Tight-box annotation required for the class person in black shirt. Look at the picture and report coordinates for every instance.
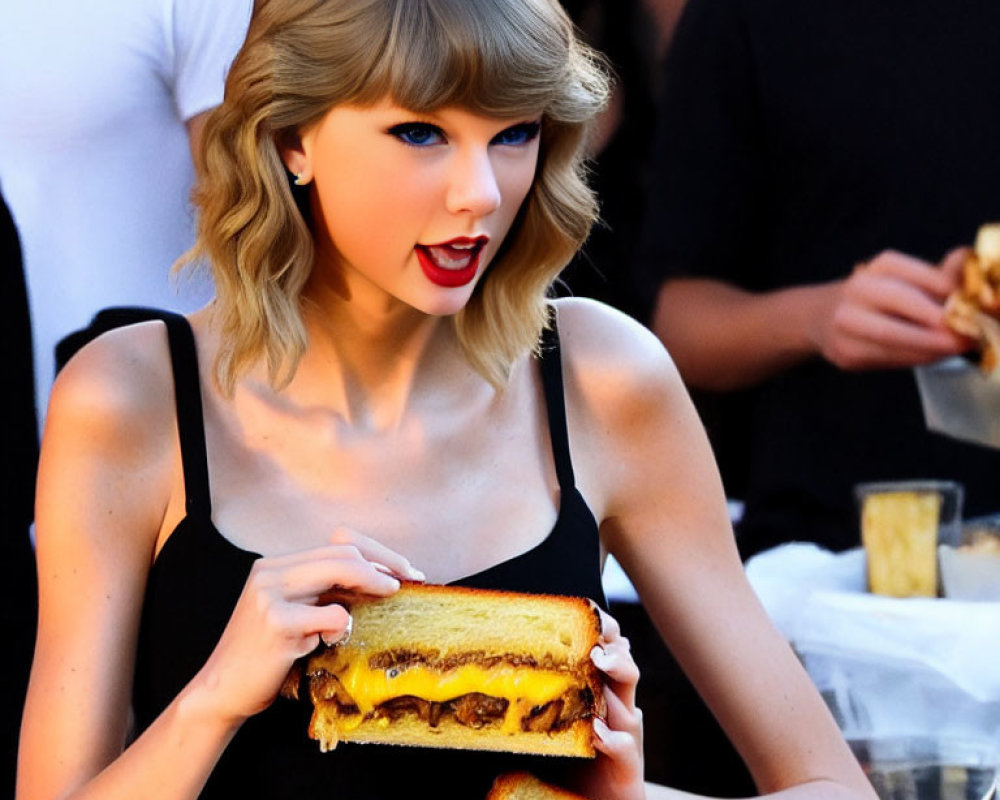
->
[641,0,1000,561]
[0,191,38,799]
[555,0,662,322]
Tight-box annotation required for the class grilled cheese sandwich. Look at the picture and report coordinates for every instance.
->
[283,583,604,757]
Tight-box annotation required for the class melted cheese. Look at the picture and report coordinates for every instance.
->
[334,658,575,721]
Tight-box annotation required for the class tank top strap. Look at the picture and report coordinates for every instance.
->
[538,315,576,492]
[159,312,212,518]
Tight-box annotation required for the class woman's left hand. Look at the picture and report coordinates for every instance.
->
[571,607,646,800]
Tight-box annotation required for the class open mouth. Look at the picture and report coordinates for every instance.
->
[415,236,489,288]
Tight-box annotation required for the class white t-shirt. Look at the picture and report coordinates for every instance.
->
[0,0,252,424]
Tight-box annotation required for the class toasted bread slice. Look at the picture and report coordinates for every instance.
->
[860,489,941,597]
[487,771,590,799]
[289,583,604,757]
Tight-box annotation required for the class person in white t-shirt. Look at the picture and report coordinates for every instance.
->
[0,0,253,426]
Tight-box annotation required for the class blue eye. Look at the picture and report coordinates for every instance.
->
[491,121,542,147]
[388,122,445,147]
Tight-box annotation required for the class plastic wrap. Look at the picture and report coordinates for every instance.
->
[914,357,1000,448]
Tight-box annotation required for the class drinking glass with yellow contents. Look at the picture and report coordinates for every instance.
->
[854,480,964,598]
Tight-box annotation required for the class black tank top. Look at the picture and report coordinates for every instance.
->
[131,313,607,799]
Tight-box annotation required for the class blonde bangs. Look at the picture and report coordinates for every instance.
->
[360,0,591,122]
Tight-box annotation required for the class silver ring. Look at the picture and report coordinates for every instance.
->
[321,613,353,648]
[337,613,353,645]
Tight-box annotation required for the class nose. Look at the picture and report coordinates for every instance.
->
[446,148,502,217]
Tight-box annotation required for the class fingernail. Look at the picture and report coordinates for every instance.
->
[590,646,608,666]
[593,717,610,741]
[372,562,424,583]
[381,571,403,589]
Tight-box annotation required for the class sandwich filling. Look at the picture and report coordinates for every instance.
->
[306,649,596,741]
[944,222,1000,377]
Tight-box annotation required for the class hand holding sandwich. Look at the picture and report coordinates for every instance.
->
[572,608,645,800]
[653,247,969,391]
[806,247,970,371]
[190,527,420,726]
[287,583,646,799]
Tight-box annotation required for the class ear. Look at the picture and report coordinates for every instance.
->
[277,128,314,186]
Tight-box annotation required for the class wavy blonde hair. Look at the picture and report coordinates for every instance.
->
[182,0,609,393]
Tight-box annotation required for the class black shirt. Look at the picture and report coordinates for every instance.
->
[640,0,1000,558]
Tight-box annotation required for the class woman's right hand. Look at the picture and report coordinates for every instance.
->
[190,526,424,726]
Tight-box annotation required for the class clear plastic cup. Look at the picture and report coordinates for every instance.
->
[854,480,964,598]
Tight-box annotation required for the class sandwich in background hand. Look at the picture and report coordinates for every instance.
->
[487,771,589,799]
[283,583,605,757]
[944,222,1000,378]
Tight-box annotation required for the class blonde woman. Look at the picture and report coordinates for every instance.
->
[19,1,876,799]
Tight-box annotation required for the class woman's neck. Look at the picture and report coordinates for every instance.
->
[279,287,475,432]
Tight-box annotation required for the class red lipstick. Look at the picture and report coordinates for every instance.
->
[415,236,488,288]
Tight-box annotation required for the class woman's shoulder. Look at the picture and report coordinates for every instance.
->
[548,298,730,545]
[38,319,187,567]
[547,298,696,501]
[47,318,180,450]
[549,296,682,396]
